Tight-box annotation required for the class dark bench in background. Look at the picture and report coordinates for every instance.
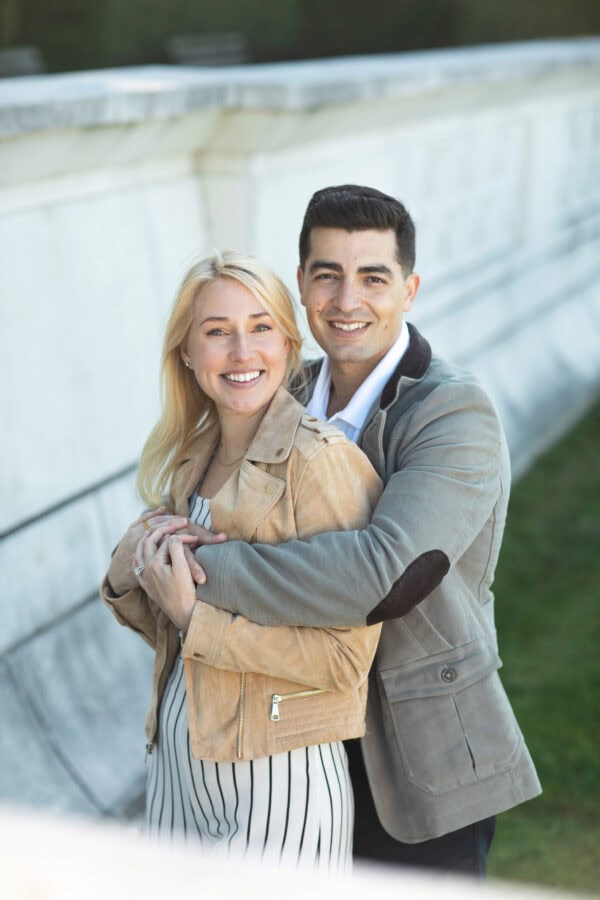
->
[165,32,250,67]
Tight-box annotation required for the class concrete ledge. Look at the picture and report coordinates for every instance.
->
[0,806,579,897]
[1,39,600,138]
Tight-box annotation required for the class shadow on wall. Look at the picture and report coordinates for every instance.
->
[0,600,152,818]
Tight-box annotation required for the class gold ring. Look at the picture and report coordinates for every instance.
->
[143,520,151,531]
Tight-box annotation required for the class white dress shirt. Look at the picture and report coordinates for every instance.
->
[305,321,410,444]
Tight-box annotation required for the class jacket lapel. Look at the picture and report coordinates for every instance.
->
[171,424,219,517]
[211,461,285,540]
[172,388,303,541]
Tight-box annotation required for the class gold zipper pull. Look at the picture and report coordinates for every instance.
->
[270,694,282,721]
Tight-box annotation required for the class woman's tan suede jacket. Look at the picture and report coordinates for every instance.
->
[103,387,382,762]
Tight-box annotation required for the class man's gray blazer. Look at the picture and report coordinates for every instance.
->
[195,324,542,842]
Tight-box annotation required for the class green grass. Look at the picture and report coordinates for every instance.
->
[488,399,600,895]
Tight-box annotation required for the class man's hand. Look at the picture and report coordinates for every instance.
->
[180,522,228,585]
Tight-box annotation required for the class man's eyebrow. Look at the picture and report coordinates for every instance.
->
[358,265,393,276]
[308,260,393,277]
[308,260,343,274]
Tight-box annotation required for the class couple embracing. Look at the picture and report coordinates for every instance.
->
[103,185,540,874]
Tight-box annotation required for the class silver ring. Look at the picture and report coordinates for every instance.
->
[134,564,145,576]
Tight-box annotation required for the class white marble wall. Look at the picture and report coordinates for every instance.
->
[1,39,599,816]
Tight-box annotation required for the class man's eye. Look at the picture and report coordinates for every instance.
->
[315,272,336,280]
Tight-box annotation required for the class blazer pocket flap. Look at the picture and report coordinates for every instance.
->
[379,638,501,701]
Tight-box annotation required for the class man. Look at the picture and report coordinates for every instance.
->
[189,185,541,874]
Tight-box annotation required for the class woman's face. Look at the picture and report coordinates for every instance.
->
[182,277,290,421]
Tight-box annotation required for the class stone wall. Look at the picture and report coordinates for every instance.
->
[1,39,599,817]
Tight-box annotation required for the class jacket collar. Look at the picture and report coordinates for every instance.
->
[379,323,431,409]
[303,323,431,411]
[171,386,304,516]
[244,385,305,463]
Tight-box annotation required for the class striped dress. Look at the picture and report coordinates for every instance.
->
[146,494,353,872]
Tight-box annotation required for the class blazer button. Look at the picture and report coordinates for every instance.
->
[441,667,457,683]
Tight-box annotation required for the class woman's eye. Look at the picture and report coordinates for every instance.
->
[254,323,271,332]
[206,328,225,336]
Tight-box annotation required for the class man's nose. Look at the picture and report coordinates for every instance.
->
[334,279,361,314]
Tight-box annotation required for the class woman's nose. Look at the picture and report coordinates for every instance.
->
[229,333,252,360]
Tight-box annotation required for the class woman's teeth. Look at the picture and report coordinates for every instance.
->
[224,371,261,383]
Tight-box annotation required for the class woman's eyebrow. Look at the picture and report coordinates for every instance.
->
[198,312,271,326]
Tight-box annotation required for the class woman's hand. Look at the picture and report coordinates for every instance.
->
[107,508,228,598]
[133,525,199,634]
[106,508,190,596]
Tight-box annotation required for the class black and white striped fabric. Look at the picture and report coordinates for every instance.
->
[145,493,353,871]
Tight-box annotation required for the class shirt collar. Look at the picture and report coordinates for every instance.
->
[307,321,411,432]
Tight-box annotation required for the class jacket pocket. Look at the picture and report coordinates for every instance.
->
[269,689,327,721]
[378,637,523,796]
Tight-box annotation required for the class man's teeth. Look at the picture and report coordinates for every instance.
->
[332,321,366,331]
[224,371,261,383]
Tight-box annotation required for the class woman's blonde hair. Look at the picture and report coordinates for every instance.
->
[137,249,304,506]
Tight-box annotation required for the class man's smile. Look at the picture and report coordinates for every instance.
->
[328,320,370,333]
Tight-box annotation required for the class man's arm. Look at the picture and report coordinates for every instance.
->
[195,379,509,627]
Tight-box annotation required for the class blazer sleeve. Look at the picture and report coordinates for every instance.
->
[183,438,382,688]
[193,379,509,627]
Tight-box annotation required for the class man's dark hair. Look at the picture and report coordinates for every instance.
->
[299,184,416,275]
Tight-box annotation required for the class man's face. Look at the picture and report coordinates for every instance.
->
[298,228,419,377]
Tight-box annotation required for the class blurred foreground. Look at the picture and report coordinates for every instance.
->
[0,805,583,900]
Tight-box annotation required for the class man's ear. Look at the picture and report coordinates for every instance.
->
[297,265,305,306]
[403,273,420,312]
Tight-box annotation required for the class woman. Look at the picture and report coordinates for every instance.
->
[102,250,381,871]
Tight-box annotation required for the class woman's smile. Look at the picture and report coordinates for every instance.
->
[222,369,263,385]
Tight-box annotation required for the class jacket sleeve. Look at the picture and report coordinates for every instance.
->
[100,575,159,649]
[193,379,509,627]
[183,605,380,692]
[183,437,382,687]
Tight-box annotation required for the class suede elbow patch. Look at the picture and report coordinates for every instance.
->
[366,550,450,625]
